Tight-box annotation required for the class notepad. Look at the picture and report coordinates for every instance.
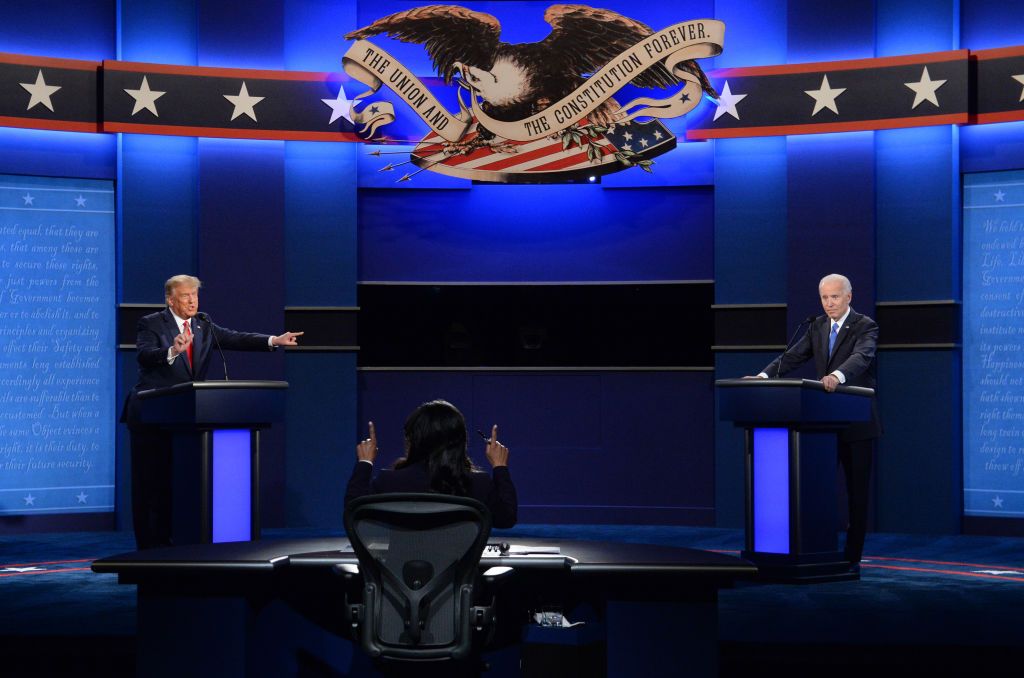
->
[508,544,560,554]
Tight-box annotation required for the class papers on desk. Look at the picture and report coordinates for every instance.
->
[509,544,560,555]
[340,542,559,557]
[338,542,389,553]
[482,543,561,557]
[532,611,586,628]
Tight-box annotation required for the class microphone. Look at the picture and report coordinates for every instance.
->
[768,315,816,377]
[195,312,229,381]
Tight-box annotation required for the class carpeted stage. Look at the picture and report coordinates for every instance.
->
[2,525,1022,677]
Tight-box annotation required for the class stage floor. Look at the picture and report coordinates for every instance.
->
[2,525,1022,676]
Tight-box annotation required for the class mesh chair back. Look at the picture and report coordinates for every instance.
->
[344,493,492,661]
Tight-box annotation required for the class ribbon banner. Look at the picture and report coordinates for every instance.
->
[342,41,465,141]
[342,19,725,144]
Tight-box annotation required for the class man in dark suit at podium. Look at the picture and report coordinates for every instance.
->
[753,273,880,565]
[122,274,303,549]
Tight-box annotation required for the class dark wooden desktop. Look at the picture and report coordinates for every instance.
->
[93,537,755,677]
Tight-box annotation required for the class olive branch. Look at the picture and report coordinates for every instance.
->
[558,123,655,173]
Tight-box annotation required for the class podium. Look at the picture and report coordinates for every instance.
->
[716,378,873,582]
[137,380,287,545]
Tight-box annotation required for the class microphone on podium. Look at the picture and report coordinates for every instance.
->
[195,312,229,381]
[768,315,816,375]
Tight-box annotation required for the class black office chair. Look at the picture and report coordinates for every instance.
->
[341,493,498,674]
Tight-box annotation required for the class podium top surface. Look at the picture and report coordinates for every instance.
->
[716,378,873,426]
[138,380,289,400]
[137,380,288,426]
[715,378,874,399]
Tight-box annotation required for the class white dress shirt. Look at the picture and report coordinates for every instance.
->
[758,307,851,383]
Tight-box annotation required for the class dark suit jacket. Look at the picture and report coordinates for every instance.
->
[121,308,272,424]
[762,308,880,441]
[345,460,519,528]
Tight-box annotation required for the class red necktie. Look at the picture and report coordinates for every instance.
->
[183,319,193,369]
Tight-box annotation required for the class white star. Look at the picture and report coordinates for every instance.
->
[713,81,747,121]
[22,193,34,206]
[639,137,650,148]
[622,143,632,151]
[1013,74,1024,102]
[995,190,1006,202]
[321,85,354,125]
[76,491,88,503]
[74,195,87,207]
[805,75,846,116]
[23,494,35,506]
[224,82,264,122]
[0,567,44,573]
[19,70,61,112]
[623,131,633,141]
[652,130,664,140]
[124,76,166,117]
[904,67,947,109]
[993,495,1004,508]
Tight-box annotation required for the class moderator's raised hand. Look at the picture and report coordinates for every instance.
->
[357,421,377,463]
[485,424,509,468]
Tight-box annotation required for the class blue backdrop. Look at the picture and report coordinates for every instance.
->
[0,174,116,516]
[1,0,1024,534]
[963,169,1024,518]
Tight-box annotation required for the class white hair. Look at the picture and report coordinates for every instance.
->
[819,273,852,294]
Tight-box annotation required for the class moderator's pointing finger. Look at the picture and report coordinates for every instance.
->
[368,421,376,441]
[490,424,498,442]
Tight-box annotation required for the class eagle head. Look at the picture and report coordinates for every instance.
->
[456,51,541,121]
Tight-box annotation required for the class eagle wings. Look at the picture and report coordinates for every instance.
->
[345,5,717,124]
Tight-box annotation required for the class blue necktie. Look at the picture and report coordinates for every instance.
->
[828,322,839,356]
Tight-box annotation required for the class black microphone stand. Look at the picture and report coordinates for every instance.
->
[767,315,816,376]
[196,312,229,380]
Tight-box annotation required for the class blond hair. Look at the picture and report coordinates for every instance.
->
[164,274,202,300]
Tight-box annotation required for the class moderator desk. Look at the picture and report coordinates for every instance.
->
[93,537,755,677]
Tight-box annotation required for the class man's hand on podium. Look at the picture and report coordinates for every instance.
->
[821,374,839,392]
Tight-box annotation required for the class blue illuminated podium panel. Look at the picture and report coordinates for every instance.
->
[138,381,287,545]
[717,378,873,582]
